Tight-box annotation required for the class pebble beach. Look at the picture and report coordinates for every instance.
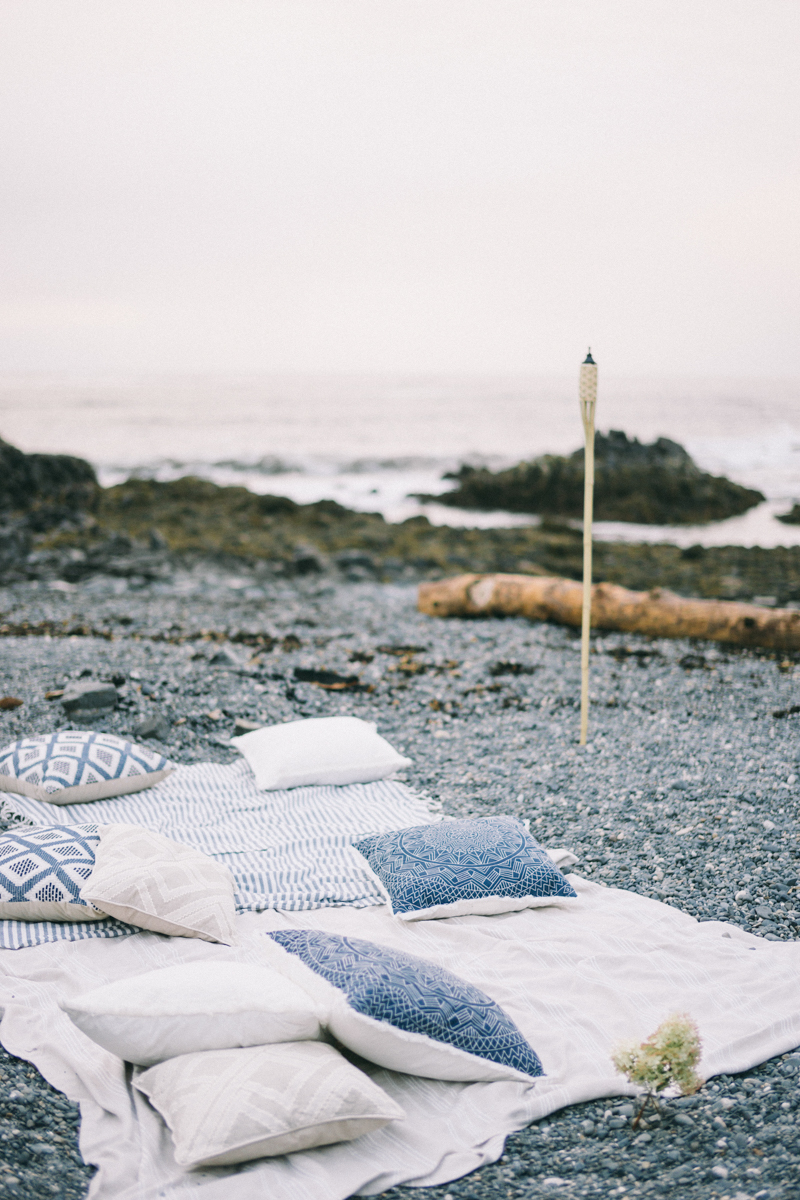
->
[1,568,799,1200]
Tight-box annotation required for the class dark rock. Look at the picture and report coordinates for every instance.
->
[133,713,171,741]
[257,493,298,515]
[335,550,377,580]
[292,544,326,574]
[777,503,800,525]
[61,680,119,713]
[0,436,99,524]
[426,430,764,524]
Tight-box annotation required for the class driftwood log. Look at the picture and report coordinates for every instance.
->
[418,573,800,652]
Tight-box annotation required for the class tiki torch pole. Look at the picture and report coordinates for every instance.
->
[579,349,597,745]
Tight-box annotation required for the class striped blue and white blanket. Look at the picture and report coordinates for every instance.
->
[0,760,436,950]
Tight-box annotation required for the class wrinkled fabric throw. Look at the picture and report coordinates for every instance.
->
[0,761,436,948]
[1,881,799,1199]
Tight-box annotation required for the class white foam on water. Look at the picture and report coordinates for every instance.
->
[1,371,799,545]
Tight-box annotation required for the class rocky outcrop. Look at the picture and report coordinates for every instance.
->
[0,437,100,528]
[431,431,764,524]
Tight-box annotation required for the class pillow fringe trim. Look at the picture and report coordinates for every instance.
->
[0,796,35,828]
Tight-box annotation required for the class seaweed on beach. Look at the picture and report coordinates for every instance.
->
[0,436,798,605]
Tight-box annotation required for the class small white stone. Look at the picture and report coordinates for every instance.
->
[711,1164,729,1179]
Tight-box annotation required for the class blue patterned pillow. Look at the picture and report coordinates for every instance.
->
[264,929,543,1084]
[0,824,105,923]
[0,732,172,805]
[353,816,577,920]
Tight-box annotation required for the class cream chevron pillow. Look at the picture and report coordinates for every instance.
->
[83,824,237,944]
[134,1041,405,1167]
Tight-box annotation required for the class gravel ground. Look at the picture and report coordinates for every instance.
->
[0,566,799,1200]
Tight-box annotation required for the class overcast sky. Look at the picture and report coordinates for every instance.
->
[1,0,798,376]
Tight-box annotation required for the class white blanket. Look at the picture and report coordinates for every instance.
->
[2,880,799,1199]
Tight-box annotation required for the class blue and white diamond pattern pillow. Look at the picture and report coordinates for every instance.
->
[354,815,577,921]
[0,732,173,804]
[264,929,543,1084]
[0,824,105,922]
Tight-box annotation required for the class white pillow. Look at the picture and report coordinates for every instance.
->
[134,1041,405,1167]
[82,824,237,944]
[231,716,411,791]
[61,961,325,1065]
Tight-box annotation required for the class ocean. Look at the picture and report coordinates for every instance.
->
[1,371,799,548]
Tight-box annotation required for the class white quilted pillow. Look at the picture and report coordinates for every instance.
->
[134,1041,405,1167]
[82,824,237,944]
[62,961,325,1065]
[230,716,411,791]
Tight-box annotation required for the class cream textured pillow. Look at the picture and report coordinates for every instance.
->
[82,824,237,944]
[62,961,325,1065]
[230,716,411,791]
[134,1041,405,1167]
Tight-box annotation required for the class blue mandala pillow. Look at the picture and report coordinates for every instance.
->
[264,929,543,1084]
[353,816,577,921]
[0,732,173,805]
[0,824,105,923]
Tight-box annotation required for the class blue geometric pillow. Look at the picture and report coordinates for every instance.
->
[264,929,543,1084]
[353,816,577,920]
[0,732,172,805]
[0,824,105,923]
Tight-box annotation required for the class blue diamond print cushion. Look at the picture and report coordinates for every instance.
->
[0,732,173,805]
[353,815,577,921]
[264,929,543,1084]
[0,824,105,922]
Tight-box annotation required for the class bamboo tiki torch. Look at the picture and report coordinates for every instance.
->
[578,349,598,745]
